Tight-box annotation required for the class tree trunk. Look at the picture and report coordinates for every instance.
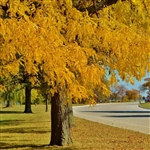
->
[6,93,11,107]
[49,92,73,146]
[24,85,32,113]
[6,100,11,107]
[45,94,48,112]
[68,102,75,128]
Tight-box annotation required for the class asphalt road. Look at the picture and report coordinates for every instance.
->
[73,102,150,134]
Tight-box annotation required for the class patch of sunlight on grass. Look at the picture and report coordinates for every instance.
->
[0,105,51,149]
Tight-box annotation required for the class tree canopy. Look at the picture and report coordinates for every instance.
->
[0,0,150,102]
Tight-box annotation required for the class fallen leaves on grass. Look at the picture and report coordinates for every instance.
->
[71,117,150,150]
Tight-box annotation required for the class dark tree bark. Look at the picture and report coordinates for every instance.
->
[6,100,11,107]
[6,93,12,107]
[50,92,73,146]
[45,94,48,112]
[24,85,32,113]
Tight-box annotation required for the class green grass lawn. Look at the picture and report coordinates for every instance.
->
[0,105,150,150]
[139,102,150,109]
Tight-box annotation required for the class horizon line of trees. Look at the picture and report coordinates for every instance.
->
[1,79,149,106]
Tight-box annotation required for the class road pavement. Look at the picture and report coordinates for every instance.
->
[73,102,150,134]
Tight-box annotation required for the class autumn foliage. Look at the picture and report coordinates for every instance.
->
[0,0,150,100]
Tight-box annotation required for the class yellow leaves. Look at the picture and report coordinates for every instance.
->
[66,9,98,46]
[7,0,20,17]
[0,60,19,80]
[5,61,19,75]
[29,77,37,87]
[82,65,103,85]
[0,0,150,104]
[58,0,72,8]
[25,63,38,77]
[0,0,7,6]
[6,0,30,21]
[129,77,134,85]
[109,73,118,86]
[0,84,6,92]
[67,7,82,20]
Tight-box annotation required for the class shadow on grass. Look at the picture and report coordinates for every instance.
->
[0,120,25,126]
[79,110,150,113]
[0,127,50,134]
[0,143,46,149]
[0,110,23,114]
[79,110,150,117]
[0,119,50,127]
[105,115,150,118]
[0,143,79,150]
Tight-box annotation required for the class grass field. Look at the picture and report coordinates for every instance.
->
[0,105,150,150]
[139,103,150,109]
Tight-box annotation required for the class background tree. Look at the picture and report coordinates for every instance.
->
[0,76,19,107]
[110,83,118,101]
[126,89,141,101]
[140,78,150,98]
[94,77,110,102]
[110,84,127,101]
[39,82,51,112]
[117,85,127,100]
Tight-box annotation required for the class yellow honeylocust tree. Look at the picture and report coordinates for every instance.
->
[0,0,150,146]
